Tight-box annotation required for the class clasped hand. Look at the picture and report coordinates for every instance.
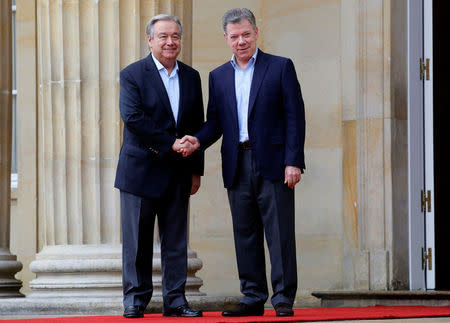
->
[172,135,199,157]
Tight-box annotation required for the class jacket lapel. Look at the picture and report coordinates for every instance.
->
[177,62,186,125]
[248,50,269,117]
[224,62,240,136]
[144,54,176,126]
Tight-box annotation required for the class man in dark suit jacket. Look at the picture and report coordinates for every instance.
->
[114,14,203,318]
[180,8,305,317]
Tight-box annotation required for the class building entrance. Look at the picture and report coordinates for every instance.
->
[432,0,450,291]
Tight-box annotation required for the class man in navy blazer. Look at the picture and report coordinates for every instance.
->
[181,8,305,317]
[114,14,203,318]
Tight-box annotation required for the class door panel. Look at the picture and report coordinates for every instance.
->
[408,0,425,291]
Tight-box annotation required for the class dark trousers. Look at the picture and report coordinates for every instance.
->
[120,174,191,310]
[227,149,297,307]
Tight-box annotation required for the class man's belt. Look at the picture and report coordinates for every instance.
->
[238,140,252,150]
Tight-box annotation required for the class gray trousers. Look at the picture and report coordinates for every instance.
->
[120,174,191,310]
[227,149,298,307]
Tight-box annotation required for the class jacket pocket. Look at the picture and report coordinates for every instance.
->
[123,144,149,159]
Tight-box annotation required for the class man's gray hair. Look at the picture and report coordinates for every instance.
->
[146,14,183,39]
[222,8,257,34]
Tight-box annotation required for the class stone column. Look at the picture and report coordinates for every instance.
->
[341,0,392,291]
[0,0,24,298]
[30,0,202,298]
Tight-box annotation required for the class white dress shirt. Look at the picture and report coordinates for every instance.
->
[230,48,258,142]
[152,54,180,124]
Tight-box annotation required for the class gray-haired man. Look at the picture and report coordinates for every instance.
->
[115,14,204,318]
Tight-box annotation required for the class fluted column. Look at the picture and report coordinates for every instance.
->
[30,0,202,298]
[0,0,24,298]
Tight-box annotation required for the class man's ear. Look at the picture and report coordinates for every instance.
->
[147,36,153,50]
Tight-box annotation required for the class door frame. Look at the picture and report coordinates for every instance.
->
[423,0,435,290]
[408,0,435,290]
[407,0,426,291]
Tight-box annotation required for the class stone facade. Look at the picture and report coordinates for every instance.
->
[4,0,412,311]
[190,0,401,302]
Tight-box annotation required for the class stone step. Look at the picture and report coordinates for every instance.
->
[312,291,450,307]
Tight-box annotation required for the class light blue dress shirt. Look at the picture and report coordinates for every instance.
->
[230,48,258,142]
[152,54,180,124]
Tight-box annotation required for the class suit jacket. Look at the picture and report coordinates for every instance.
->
[114,54,204,198]
[196,50,305,189]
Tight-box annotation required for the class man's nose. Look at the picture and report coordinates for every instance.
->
[238,36,246,44]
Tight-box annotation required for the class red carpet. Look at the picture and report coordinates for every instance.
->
[6,306,450,322]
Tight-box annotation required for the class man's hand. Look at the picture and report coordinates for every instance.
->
[284,165,301,189]
[179,135,200,157]
[172,138,188,152]
[172,138,195,156]
[191,174,201,195]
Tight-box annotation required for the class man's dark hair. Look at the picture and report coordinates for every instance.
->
[222,8,257,34]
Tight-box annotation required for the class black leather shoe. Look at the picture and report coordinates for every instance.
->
[275,302,294,317]
[222,303,264,317]
[163,304,203,317]
[123,305,145,318]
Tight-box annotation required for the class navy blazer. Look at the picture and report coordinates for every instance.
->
[196,50,305,188]
[114,54,204,198]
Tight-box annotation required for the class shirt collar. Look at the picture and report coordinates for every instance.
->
[151,53,179,76]
[230,48,258,70]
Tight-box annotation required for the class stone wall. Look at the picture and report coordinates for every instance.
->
[190,0,397,303]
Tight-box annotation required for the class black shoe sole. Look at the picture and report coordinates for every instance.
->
[123,314,144,318]
[276,313,294,317]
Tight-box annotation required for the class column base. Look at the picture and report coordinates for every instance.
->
[0,295,241,317]
[29,244,204,297]
[0,250,24,298]
[29,245,122,298]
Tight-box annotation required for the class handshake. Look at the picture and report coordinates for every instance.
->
[172,135,200,157]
